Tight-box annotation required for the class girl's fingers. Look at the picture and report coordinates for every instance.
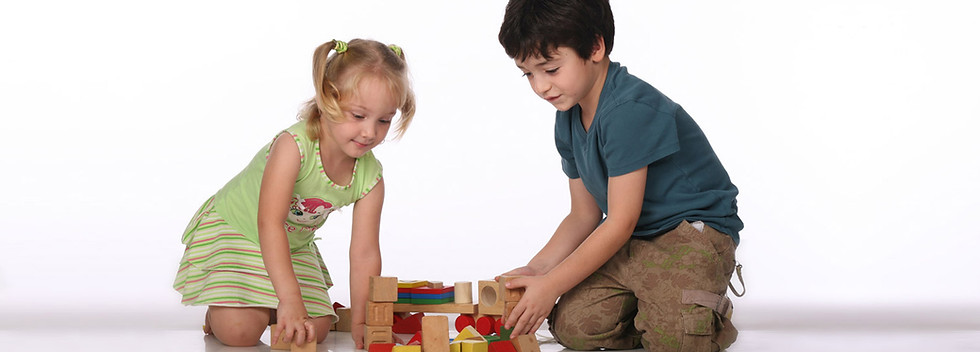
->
[306,321,316,342]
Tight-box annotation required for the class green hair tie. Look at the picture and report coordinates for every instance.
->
[334,40,348,53]
[388,44,402,57]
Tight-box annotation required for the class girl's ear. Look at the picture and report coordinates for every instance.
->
[590,35,607,63]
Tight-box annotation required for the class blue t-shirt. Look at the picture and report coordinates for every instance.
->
[555,62,742,244]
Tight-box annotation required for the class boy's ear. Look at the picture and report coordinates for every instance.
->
[590,35,607,63]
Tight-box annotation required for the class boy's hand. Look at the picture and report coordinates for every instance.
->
[499,266,539,279]
[503,275,560,336]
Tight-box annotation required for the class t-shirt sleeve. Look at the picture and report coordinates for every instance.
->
[600,102,680,177]
[554,110,580,179]
[356,152,384,199]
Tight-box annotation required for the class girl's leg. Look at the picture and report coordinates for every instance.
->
[312,316,331,343]
[207,306,272,347]
[548,242,643,350]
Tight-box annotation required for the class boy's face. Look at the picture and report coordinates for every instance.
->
[515,46,605,112]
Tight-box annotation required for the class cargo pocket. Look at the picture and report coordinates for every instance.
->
[680,306,714,352]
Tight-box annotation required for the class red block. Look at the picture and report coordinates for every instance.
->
[476,316,495,335]
[489,340,517,352]
[455,315,476,333]
[407,331,423,345]
[392,312,425,334]
[369,343,396,352]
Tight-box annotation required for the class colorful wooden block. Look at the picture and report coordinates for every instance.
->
[489,340,518,352]
[459,339,489,352]
[454,281,473,304]
[455,315,476,333]
[498,276,525,302]
[407,331,423,345]
[366,325,393,346]
[398,280,429,288]
[453,325,484,342]
[392,312,424,334]
[369,343,396,352]
[478,280,505,315]
[367,302,394,326]
[393,346,422,352]
[511,334,540,352]
[475,316,495,335]
[370,276,399,302]
[422,315,451,352]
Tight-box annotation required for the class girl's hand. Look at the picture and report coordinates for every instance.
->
[503,275,561,336]
[273,300,316,346]
[351,322,366,349]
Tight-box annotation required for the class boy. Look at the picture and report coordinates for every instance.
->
[496,0,743,351]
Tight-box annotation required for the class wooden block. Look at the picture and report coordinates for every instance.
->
[393,346,422,352]
[367,302,394,326]
[475,316,494,335]
[499,276,525,302]
[422,315,450,352]
[335,307,352,332]
[392,312,424,334]
[269,324,290,350]
[370,343,396,352]
[428,281,444,289]
[478,281,505,315]
[366,325,394,346]
[511,334,540,352]
[393,303,476,314]
[370,276,399,302]
[489,340,518,352]
[398,280,429,288]
[460,339,489,352]
[453,325,484,342]
[454,282,473,304]
[291,337,317,352]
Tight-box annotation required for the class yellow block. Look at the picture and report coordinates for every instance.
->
[453,326,484,342]
[393,345,422,352]
[398,280,430,288]
[460,340,488,352]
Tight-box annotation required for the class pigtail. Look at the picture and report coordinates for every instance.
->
[301,40,345,140]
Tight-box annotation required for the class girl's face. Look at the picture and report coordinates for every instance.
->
[515,46,605,112]
[321,76,398,159]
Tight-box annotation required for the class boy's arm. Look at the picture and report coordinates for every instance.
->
[258,133,316,345]
[521,178,603,275]
[349,178,384,349]
[505,167,647,335]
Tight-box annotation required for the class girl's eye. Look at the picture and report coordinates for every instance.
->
[379,119,392,124]
[353,114,365,119]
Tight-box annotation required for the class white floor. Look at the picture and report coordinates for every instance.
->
[2,327,979,352]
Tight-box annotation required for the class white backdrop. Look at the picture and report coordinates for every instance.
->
[1,0,978,330]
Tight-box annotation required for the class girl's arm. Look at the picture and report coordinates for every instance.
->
[505,167,648,335]
[348,178,385,349]
[257,133,314,345]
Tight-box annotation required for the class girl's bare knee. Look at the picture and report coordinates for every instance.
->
[207,306,270,347]
[314,316,332,343]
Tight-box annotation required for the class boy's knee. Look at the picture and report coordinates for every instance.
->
[549,315,640,351]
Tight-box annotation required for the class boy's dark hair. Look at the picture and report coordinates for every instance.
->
[498,0,614,61]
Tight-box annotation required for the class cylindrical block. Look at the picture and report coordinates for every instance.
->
[454,281,473,304]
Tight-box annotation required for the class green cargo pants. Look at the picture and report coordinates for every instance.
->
[548,220,739,352]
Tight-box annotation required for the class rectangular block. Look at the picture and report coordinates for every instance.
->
[367,302,394,326]
[503,301,518,322]
[366,325,394,346]
[397,280,429,288]
[370,276,399,302]
[422,315,450,352]
[393,345,422,352]
[269,324,290,350]
[370,343,396,352]
[511,334,540,352]
[478,280,505,315]
[499,276,525,302]
[460,339,489,352]
[335,307,352,332]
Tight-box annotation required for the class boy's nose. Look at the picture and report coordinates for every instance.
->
[531,77,550,97]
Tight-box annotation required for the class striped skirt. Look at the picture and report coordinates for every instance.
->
[172,197,337,321]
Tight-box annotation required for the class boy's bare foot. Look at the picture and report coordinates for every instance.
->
[203,309,213,335]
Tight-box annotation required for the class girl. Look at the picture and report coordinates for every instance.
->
[173,38,415,349]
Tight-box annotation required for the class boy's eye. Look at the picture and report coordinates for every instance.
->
[545,67,559,74]
[521,72,532,78]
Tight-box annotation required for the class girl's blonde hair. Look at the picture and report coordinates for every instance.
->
[298,39,416,140]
